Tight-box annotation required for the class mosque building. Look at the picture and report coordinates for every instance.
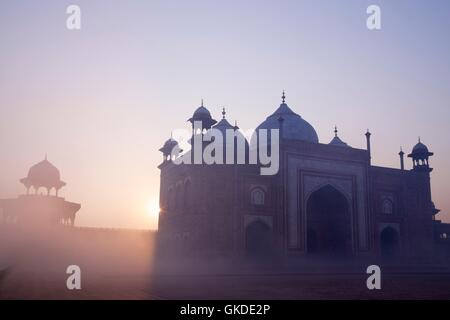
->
[157,92,450,260]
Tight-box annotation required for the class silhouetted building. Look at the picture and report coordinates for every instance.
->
[157,93,450,261]
[0,157,81,226]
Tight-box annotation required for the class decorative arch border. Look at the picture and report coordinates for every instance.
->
[243,214,273,229]
[378,222,400,234]
[304,181,352,205]
[285,155,369,253]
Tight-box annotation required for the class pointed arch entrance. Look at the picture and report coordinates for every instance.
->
[306,184,353,255]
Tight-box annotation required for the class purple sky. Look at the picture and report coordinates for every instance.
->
[1,0,449,229]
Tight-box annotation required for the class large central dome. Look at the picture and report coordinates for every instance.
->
[257,95,319,143]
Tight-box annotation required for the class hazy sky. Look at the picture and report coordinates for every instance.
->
[1,0,449,229]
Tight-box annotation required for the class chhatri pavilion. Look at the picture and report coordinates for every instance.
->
[0,157,81,226]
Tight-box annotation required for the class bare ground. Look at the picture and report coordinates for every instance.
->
[1,268,450,300]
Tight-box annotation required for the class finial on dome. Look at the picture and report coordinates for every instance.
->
[222,107,226,119]
[418,136,421,143]
[282,90,286,104]
[334,125,338,137]
[201,99,204,107]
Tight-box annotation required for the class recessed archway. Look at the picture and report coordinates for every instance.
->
[306,184,352,256]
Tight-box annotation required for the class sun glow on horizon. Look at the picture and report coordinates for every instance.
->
[147,199,160,219]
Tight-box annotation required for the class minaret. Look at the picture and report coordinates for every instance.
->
[399,147,405,170]
[365,129,372,164]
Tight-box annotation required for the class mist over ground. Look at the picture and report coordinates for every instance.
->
[0,225,155,298]
[1,225,450,299]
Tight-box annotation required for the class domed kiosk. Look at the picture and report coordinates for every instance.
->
[20,156,66,196]
[408,138,434,172]
[0,157,81,226]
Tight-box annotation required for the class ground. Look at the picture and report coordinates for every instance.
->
[1,226,449,300]
[2,269,450,299]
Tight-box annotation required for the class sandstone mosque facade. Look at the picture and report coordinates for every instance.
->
[157,92,450,260]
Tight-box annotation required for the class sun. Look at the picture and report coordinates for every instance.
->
[147,200,160,218]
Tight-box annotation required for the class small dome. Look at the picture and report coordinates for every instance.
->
[188,101,217,129]
[159,137,180,155]
[162,138,178,149]
[407,138,433,160]
[256,94,318,143]
[192,106,212,118]
[208,110,249,162]
[20,157,66,190]
[328,127,350,147]
[329,136,349,147]
[212,117,248,145]
[412,141,429,154]
[213,118,234,131]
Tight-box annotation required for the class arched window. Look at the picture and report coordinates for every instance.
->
[382,199,393,215]
[251,188,265,206]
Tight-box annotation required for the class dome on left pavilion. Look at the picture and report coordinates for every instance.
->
[188,100,217,129]
[20,157,66,191]
[159,138,180,154]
